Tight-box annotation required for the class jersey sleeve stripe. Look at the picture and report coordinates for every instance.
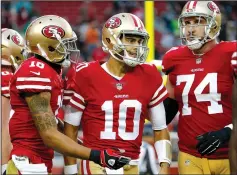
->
[149,90,168,106]
[232,51,237,58]
[1,86,9,91]
[74,92,85,103]
[151,84,164,100]
[64,90,75,94]
[16,85,52,90]
[231,60,237,65]
[2,93,10,97]
[70,99,85,110]
[17,77,51,82]
[63,96,72,100]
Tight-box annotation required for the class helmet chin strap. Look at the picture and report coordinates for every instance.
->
[110,49,140,67]
[123,50,140,67]
[10,55,19,70]
[37,43,51,62]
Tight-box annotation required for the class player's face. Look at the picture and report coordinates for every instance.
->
[120,34,145,58]
[181,16,207,41]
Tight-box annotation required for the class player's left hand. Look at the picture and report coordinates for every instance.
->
[196,127,231,156]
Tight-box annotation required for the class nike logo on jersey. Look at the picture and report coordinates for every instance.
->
[30,71,40,75]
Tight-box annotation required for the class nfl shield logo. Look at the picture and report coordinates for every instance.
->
[196,58,202,64]
[116,83,123,91]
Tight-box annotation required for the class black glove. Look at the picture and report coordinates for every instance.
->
[89,148,131,169]
[196,127,231,156]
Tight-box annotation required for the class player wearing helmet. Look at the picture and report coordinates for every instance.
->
[1,28,27,174]
[6,15,130,174]
[230,51,237,174]
[162,1,236,174]
[63,13,171,175]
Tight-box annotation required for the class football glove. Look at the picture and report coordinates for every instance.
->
[89,148,131,170]
[196,127,231,156]
[231,51,237,77]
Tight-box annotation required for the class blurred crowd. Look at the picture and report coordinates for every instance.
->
[2,1,236,62]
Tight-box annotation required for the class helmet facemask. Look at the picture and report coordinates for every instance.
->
[104,29,149,67]
[178,10,220,50]
[54,31,80,65]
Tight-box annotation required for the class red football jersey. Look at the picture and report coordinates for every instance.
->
[9,56,63,172]
[162,41,236,159]
[65,61,168,159]
[1,68,13,98]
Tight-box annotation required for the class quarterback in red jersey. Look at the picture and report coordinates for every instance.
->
[7,15,130,174]
[162,1,236,174]
[63,13,172,175]
[1,28,26,174]
[230,51,237,174]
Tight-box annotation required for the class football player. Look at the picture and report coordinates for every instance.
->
[1,28,26,174]
[63,13,172,175]
[162,1,236,174]
[230,51,237,174]
[7,15,130,174]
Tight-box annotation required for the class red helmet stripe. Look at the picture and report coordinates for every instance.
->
[193,1,198,9]
[186,1,191,10]
[131,14,138,27]
[139,19,144,30]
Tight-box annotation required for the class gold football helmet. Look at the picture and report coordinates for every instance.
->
[1,28,27,70]
[102,13,149,67]
[178,1,221,50]
[25,15,80,64]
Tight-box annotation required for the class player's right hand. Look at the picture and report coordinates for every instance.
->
[89,148,131,170]
[231,51,237,77]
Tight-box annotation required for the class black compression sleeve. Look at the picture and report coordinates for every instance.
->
[163,97,179,125]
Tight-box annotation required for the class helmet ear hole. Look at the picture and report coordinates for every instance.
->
[106,38,111,44]
[15,56,20,61]
[48,46,55,52]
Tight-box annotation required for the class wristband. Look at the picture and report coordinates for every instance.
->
[64,164,78,174]
[155,140,172,165]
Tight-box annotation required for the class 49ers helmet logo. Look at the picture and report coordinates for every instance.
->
[42,25,65,39]
[12,35,23,46]
[105,17,121,29]
[207,2,220,13]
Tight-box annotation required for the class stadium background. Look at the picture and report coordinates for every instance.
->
[2,1,236,174]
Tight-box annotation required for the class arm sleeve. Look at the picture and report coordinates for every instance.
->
[64,105,83,126]
[148,102,167,130]
[163,97,179,125]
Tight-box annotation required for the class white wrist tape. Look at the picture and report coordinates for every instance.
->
[64,164,78,174]
[225,124,233,130]
[155,140,172,165]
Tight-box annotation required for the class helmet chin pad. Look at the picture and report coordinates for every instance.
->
[186,39,204,50]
